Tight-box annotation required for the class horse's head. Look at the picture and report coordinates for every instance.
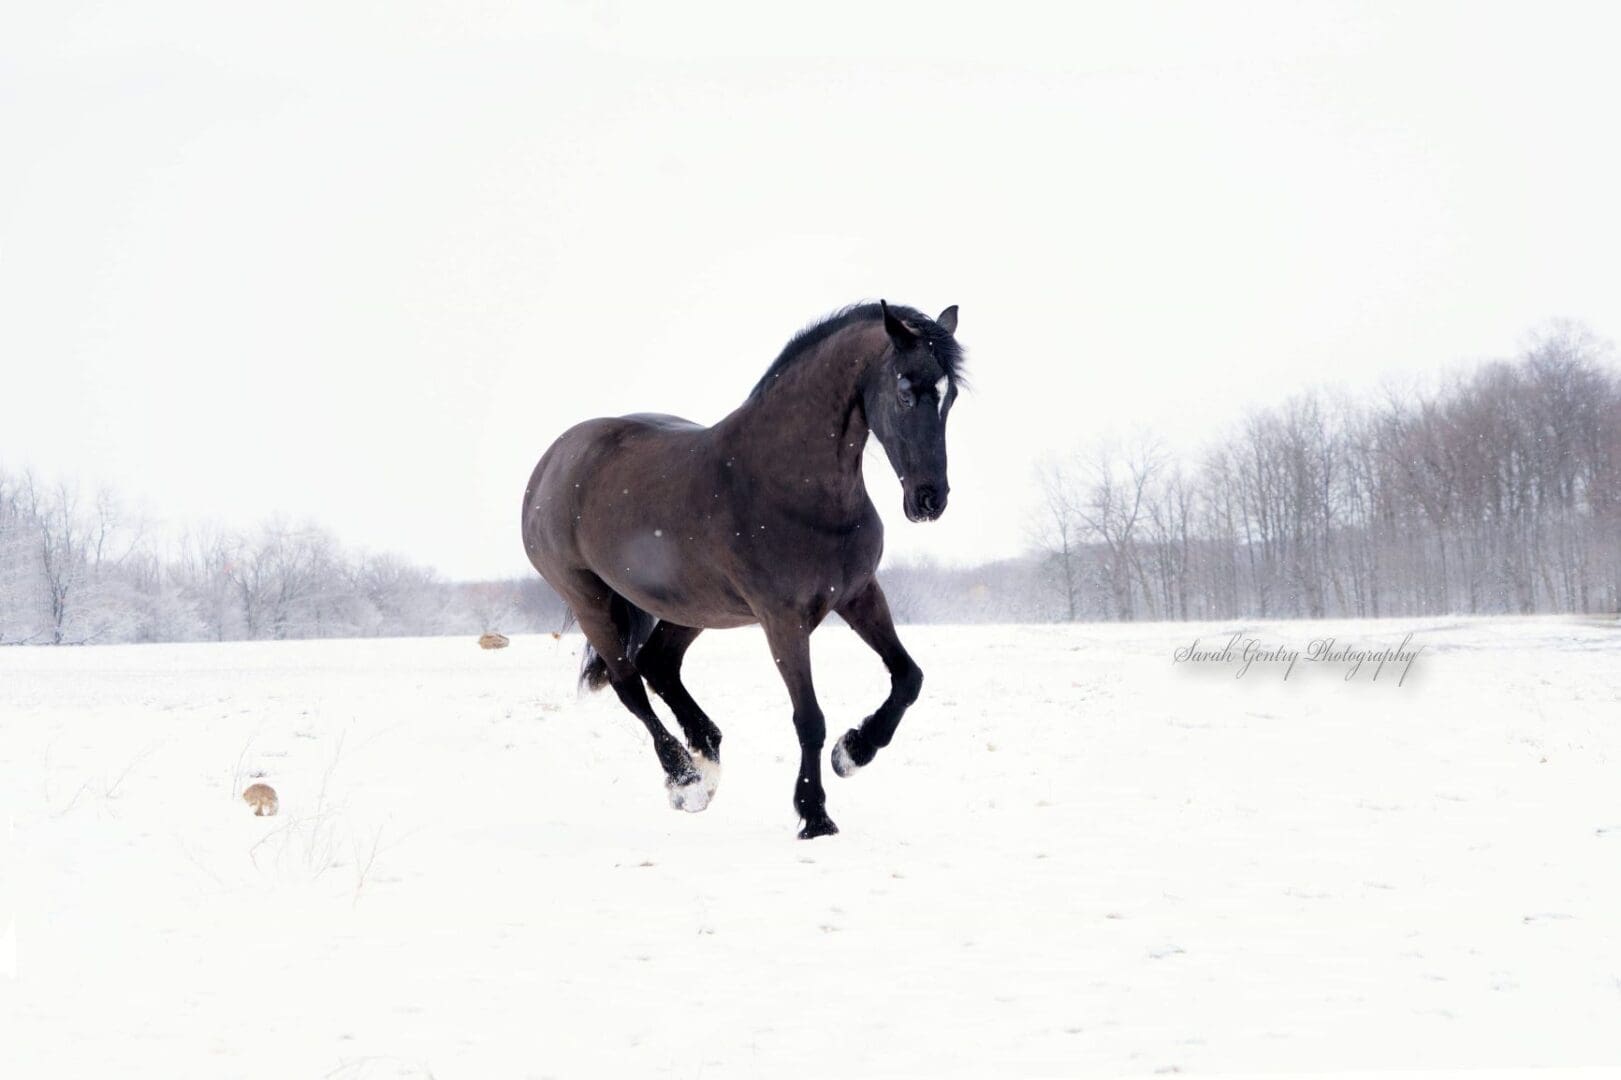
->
[864,300,963,522]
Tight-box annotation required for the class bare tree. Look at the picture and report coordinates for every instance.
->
[1030,458,1086,621]
[1073,440,1162,621]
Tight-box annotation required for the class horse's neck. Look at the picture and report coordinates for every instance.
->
[719,325,879,506]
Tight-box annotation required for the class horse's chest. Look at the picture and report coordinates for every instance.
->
[731,514,881,610]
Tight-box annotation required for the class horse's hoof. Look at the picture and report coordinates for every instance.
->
[690,751,722,801]
[830,729,869,778]
[798,816,839,840]
[666,771,711,813]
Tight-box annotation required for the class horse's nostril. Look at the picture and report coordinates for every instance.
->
[917,486,939,514]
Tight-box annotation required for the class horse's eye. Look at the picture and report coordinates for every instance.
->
[896,375,917,408]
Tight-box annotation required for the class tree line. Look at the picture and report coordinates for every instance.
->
[1030,322,1621,622]
[0,476,566,645]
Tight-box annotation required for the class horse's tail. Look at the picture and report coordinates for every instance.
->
[576,594,657,693]
[578,642,612,691]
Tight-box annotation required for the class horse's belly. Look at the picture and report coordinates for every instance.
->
[592,526,757,628]
[638,592,757,630]
[606,562,757,629]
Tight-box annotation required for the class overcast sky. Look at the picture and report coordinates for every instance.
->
[4,2,1620,580]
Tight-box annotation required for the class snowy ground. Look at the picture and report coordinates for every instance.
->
[3,616,1620,1078]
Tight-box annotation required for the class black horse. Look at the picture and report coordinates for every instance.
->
[520,300,963,838]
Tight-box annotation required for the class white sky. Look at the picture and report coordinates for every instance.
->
[4,2,1621,580]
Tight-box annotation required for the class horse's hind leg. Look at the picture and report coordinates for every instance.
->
[556,571,710,812]
[830,580,923,778]
[636,623,723,801]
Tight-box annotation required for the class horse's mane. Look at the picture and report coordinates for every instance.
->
[748,301,964,401]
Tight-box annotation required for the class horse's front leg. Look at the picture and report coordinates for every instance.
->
[830,580,922,778]
[760,615,837,839]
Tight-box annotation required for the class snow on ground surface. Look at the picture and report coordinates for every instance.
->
[3,616,1620,1078]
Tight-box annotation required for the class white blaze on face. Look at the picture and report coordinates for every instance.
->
[935,376,949,416]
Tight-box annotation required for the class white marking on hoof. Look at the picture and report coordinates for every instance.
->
[690,753,722,801]
[666,771,711,813]
[831,733,862,778]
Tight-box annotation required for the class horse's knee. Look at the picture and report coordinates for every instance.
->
[793,706,826,748]
[895,661,923,706]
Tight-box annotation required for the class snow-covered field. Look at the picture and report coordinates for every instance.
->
[3,616,1619,1078]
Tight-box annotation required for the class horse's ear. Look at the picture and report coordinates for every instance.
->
[880,299,919,350]
[936,305,958,335]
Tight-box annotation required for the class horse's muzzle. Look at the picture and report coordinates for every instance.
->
[905,484,947,522]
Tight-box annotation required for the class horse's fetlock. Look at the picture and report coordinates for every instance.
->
[793,780,826,814]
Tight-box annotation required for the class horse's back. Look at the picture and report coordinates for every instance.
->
[532,414,705,489]
[620,412,704,433]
